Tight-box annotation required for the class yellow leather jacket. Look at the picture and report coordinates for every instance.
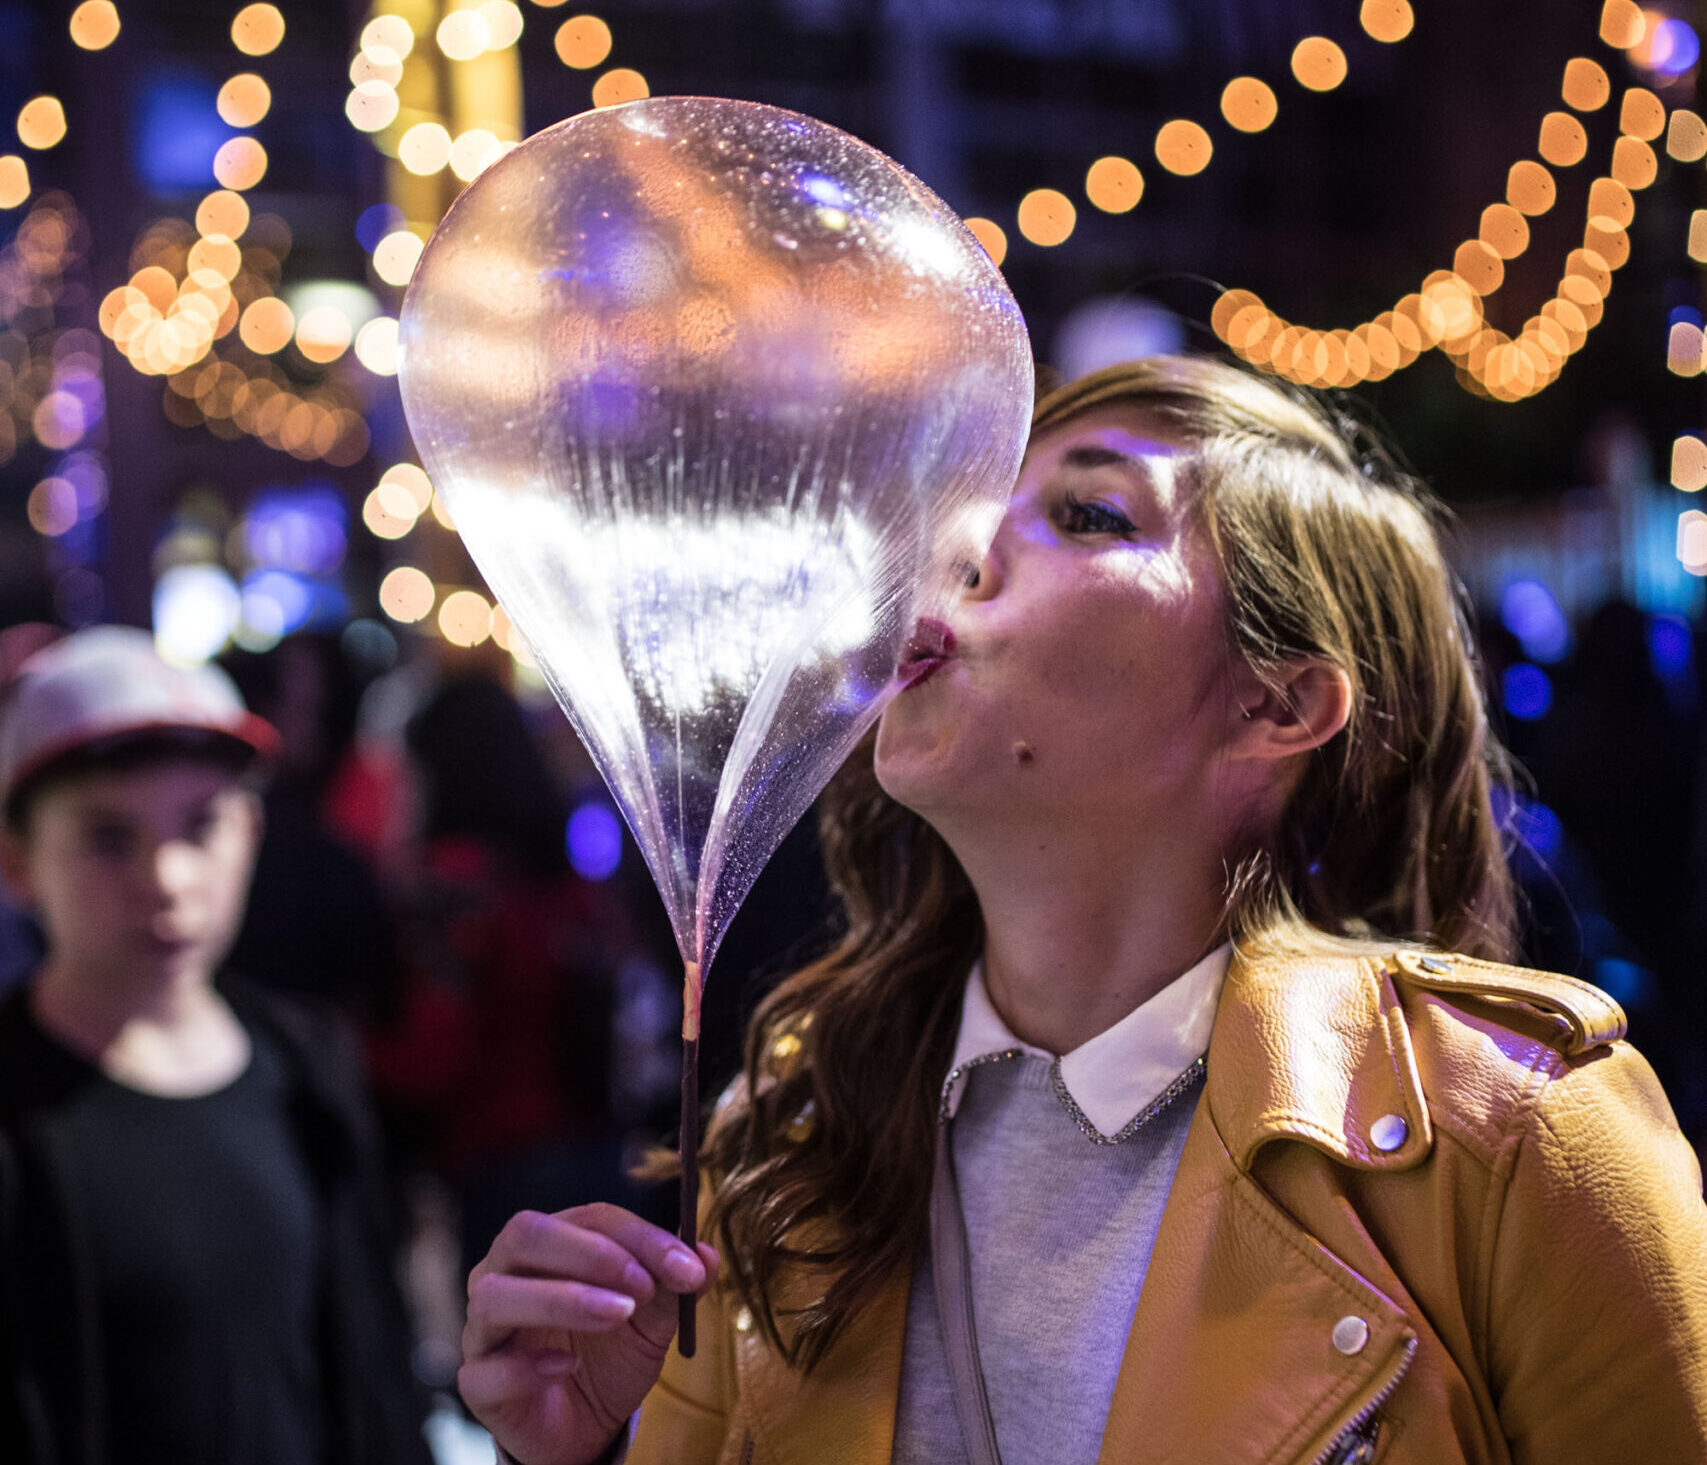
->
[628,948,1707,1464]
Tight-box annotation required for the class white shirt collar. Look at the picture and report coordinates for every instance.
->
[943,942,1231,1139]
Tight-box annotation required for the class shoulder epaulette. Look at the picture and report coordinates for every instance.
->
[1388,949,1626,1056]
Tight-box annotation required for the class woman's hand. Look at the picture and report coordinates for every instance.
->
[459,1203,720,1465]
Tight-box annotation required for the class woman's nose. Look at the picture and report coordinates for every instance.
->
[962,531,1006,603]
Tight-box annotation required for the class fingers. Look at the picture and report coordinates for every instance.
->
[465,1206,723,1359]
[465,1274,637,1356]
[479,1209,659,1298]
[564,1204,715,1294]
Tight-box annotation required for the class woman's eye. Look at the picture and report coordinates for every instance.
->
[1062,491,1136,536]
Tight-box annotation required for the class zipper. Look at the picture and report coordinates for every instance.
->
[1308,1336,1418,1465]
[738,1429,754,1465]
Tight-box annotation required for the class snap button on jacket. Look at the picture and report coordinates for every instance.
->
[629,948,1707,1464]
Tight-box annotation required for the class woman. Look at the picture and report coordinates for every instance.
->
[458,357,1707,1464]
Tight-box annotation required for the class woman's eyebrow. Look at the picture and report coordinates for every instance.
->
[1060,445,1135,470]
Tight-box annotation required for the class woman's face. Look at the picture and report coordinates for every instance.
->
[875,404,1252,836]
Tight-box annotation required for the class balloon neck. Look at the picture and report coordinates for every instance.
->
[682,959,702,1042]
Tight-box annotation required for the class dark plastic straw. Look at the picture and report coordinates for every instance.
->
[677,1033,701,1357]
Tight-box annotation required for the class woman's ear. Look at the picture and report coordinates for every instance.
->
[1227,659,1352,764]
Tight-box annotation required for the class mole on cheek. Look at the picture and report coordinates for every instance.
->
[1012,740,1035,766]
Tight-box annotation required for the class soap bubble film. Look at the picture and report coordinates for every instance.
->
[399,96,1032,993]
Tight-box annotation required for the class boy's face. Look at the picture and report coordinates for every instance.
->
[0,760,262,991]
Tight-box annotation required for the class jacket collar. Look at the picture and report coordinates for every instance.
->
[1205,945,1433,1172]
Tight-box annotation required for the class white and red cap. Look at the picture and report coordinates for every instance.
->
[0,626,278,812]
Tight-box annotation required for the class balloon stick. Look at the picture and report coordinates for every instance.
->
[679,959,702,1357]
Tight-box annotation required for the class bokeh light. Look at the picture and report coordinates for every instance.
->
[1620,87,1666,141]
[438,589,493,647]
[1507,160,1556,214]
[373,229,424,286]
[1538,112,1589,166]
[1677,509,1707,574]
[1562,58,1611,111]
[1611,136,1657,188]
[1600,0,1647,49]
[350,47,403,87]
[0,156,28,210]
[1667,108,1707,160]
[154,564,241,665]
[1291,37,1348,91]
[1671,434,1707,491]
[361,14,414,58]
[449,129,504,182]
[1636,18,1701,76]
[363,483,417,539]
[1501,579,1571,662]
[963,217,1007,266]
[231,3,285,57]
[213,136,268,190]
[379,565,434,623]
[1479,203,1529,259]
[1221,77,1278,133]
[17,98,67,151]
[1503,662,1554,720]
[1016,188,1075,246]
[555,15,612,68]
[69,1,121,50]
[437,8,490,62]
[217,73,271,128]
[481,0,524,49]
[296,305,353,364]
[195,189,250,239]
[379,463,434,514]
[399,122,452,175]
[354,316,399,375]
[27,477,79,536]
[1667,320,1702,375]
[1084,156,1143,213]
[1154,119,1212,175]
[591,69,649,108]
[347,81,400,133]
[1359,0,1413,42]
[567,801,623,880]
[239,296,294,353]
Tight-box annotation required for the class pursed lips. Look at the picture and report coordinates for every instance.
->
[898,617,956,689]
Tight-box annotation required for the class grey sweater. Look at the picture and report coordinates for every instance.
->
[891,1053,1202,1465]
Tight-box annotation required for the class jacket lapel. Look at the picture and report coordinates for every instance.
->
[1100,948,1431,1464]
[1098,1102,1415,1464]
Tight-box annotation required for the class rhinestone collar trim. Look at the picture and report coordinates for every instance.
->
[939,1047,1207,1144]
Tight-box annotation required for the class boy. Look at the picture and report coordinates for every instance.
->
[0,626,430,1465]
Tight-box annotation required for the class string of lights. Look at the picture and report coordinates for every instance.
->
[5,2,1705,629]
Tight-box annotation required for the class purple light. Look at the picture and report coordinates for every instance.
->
[1499,578,1570,663]
[356,202,405,253]
[245,486,349,575]
[567,800,623,881]
[1648,18,1700,75]
[1502,662,1553,721]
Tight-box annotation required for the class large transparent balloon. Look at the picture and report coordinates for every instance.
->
[398,96,1031,1345]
